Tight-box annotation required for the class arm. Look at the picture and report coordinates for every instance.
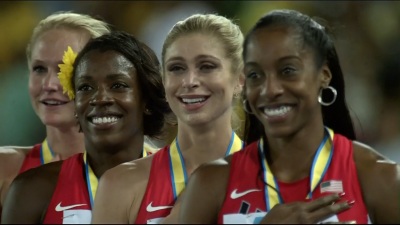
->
[1,165,58,223]
[91,164,136,224]
[353,142,399,224]
[178,160,230,224]
[162,188,185,224]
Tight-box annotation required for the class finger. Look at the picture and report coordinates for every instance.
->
[309,200,354,223]
[304,193,345,212]
[322,221,356,224]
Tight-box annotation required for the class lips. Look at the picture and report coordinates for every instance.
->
[40,99,69,106]
[178,95,210,105]
[87,111,123,127]
[258,103,296,121]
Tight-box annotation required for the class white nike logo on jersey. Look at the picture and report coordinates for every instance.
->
[230,189,261,199]
[146,202,172,212]
[55,202,87,211]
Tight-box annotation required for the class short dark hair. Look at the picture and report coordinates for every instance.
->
[72,30,172,138]
[243,9,356,144]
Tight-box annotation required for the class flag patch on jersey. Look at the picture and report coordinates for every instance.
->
[320,180,343,193]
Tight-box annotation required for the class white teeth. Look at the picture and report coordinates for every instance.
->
[91,116,120,124]
[44,100,63,105]
[264,106,292,117]
[182,98,206,104]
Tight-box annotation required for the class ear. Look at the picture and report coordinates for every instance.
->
[320,63,332,88]
[234,72,245,95]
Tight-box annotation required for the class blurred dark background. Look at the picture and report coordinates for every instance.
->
[1,1,400,161]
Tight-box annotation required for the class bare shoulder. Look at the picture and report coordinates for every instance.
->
[0,146,31,174]
[352,141,397,176]
[101,154,154,191]
[352,141,399,223]
[94,155,154,223]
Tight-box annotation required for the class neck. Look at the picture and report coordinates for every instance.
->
[46,125,85,160]
[86,133,144,178]
[265,113,326,182]
[177,110,234,174]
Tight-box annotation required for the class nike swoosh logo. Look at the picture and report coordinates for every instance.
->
[55,202,87,212]
[146,202,172,212]
[230,189,261,199]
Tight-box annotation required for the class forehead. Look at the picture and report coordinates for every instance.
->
[165,33,226,61]
[76,50,136,77]
[245,26,313,64]
[31,28,90,63]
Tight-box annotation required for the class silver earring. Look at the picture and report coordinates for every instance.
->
[242,100,253,114]
[318,86,337,106]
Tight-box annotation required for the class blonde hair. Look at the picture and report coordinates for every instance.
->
[162,13,244,75]
[26,11,111,62]
[161,14,245,138]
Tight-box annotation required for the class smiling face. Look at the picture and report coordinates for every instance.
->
[163,33,239,126]
[244,26,331,137]
[74,50,145,146]
[28,28,90,128]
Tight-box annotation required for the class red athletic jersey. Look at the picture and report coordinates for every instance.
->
[136,146,173,224]
[43,153,92,224]
[19,144,42,174]
[219,134,371,224]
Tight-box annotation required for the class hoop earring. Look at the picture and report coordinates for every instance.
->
[242,100,253,114]
[318,86,337,106]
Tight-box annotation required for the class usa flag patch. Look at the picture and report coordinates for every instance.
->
[320,180,343,193]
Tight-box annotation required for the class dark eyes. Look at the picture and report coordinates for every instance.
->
[32,66,46,74]
[77,84,92,92]
[111,83,128,89]
[282,67,296,75]
[77,83,128,92]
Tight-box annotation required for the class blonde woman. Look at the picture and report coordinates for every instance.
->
[91,13,245,224]
[0,11,110,219]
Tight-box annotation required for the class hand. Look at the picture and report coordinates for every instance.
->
[259,193,353,224]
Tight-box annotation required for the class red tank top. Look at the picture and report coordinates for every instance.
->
[43,153,92,224]
[219,134,371,224]
[136,146,173,224]
[19,144,42,174]
[136,133,244,224]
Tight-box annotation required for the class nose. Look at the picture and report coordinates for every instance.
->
[43,71,61,92]
[181,70,200,89]
[89,86,114,107]
[261,74,284,100]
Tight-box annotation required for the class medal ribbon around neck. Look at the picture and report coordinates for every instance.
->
[83,152,99,208]
[259,127,334,211]
[169,131,244,201]
[40,138,55,165]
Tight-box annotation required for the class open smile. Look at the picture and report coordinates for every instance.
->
[87,113,123,130]
[177,95,211,111]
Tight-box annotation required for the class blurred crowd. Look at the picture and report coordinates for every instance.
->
[0,1,399,161]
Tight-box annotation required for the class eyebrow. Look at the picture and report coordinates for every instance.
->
[166,54,220,63]
[76,73,130,80]
[245,55,301,66]
[31,59,64,66]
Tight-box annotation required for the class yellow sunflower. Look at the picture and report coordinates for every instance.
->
[58,46,77,100]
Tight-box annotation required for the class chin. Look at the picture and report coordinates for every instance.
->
[263,124,295,139]
[41,115,76,129]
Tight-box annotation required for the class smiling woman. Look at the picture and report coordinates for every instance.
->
[0,11,111,222]
[1,31,171,224]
